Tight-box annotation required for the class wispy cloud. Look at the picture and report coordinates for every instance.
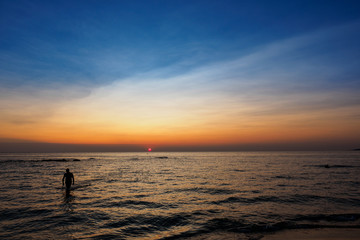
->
[1,21,359,144]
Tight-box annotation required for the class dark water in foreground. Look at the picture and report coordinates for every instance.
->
[1,152,360,239]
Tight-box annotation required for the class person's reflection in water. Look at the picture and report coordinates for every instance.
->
[62,168,75,197]
[62,188,75,212]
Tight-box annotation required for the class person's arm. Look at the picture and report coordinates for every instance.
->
[62,174,65,186]
[72,174,75,184]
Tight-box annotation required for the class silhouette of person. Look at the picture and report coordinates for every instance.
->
[62,168,75,190]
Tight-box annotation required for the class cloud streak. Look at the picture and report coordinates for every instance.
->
[1,21,360,147]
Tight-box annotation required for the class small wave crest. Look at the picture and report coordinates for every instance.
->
[307,164,359,168]
[173,187,237,195]
[160,213,360,239]
[211,194,360,206]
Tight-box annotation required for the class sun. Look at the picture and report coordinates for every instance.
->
[147,148,152,152]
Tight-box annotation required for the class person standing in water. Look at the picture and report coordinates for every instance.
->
[62,168,75,190]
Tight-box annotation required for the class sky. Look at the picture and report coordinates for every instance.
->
[1,0,360,152]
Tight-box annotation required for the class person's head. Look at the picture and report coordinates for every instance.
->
[66,168,69,173]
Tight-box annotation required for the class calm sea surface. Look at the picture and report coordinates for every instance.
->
[1,152,360,239]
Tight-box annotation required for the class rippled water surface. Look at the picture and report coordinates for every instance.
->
[1,152,360,239]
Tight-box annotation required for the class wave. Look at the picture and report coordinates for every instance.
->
[92,199,177,210]
[173,187,238,195]
[306,164,359,168]
[0,158,96,163]
[2,203,360,240]
[0,207,53,222]
[159,213,360,239]
[293,213,360,222]
[211,194,360,206]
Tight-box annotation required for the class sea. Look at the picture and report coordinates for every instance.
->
[0,151,360,239]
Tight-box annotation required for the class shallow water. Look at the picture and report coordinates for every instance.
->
[1,152,360,239]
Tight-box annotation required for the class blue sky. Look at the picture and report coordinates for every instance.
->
[1,0,359,87]
[1,0,360,150]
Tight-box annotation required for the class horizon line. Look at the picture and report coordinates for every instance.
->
[0,142,358,153]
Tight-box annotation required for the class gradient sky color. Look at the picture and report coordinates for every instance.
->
[1,0,360,151]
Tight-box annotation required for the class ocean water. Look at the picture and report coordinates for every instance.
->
[0,151,360,239]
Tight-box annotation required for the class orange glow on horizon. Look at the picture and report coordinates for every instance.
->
[1,117,359,147]
[1,79,359,149]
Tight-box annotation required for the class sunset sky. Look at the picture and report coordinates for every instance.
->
[1,0,360,151]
